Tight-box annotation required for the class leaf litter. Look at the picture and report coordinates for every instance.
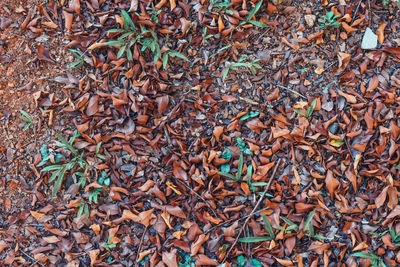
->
[1,0,400,266]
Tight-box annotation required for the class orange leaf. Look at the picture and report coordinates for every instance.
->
[375,186,388,209]
[42,236,60,244]
[88,249,99,266]
[387,186,398,210]
[213,126,224,142]
[367,75,379,91]
[30,210,45,221]
[191,234,209,256]
[218,16,225,32]
[325,170,339,200]
[90,224,101,235]
[274,257,294,266]
[377,21,386,44]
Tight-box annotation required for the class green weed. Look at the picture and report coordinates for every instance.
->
[102,236,117,249]
[352,251,386,267]
[303,209,326,240]
[222,55,261,81]
[19,110,33,131]
[318,11,341,29]
[68,49,84,68]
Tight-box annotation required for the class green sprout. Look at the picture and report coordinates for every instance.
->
[318,11,341,29]
[19,110,33,131]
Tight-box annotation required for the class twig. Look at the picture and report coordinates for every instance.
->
[135,225,148,267]
[222,159,282,262]
[175,179,218,217]
[276,85,307,100]
[20,250,44,267]
[204,206,272,234]
[351,0,363,24]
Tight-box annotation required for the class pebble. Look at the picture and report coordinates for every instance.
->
[361,27,377,49]
[304,15,316,27]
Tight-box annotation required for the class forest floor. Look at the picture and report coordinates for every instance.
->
[1,0,400,266]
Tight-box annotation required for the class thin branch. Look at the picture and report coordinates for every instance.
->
[276,85,307,100]
[222,159,282,262]
[135,225,149,267]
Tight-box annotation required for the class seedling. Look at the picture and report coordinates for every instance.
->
[39,131,108,198]
[294,98,317,118]
[177,248,196,267]
[201,27,213,46]
[76,200,90,218]
[239,1,268,28]
[352,251,386,267]
[239,110,260,121]
[105,10,188,68]
[102,236,117,249]
[235,255,262,267]
[318,11,341,29]
[238,213,275,243]
[303,209,326,240]
[219,138,252,181]
[149,3,161,23]
[19,110,33,131]
[68,49,84,68]
[210,0,233,15]
[222,55,261,81]
[389,226,400,246]
[274,216,300,234]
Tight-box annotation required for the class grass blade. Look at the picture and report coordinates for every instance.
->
[238,236,273,243]
[303,209,316,233]
[261,213,275,238]
[236,153,244,181]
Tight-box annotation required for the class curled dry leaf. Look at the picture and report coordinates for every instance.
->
[325,170,339,200]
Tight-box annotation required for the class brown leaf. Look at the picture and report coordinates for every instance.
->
[0,241,8,253]
[337,52,351,74]
[337,90,357,104]
[36,45,56,64]
[213,126,224,142]
[195,254,218,266]
[30,210,45,221]
[367,75,379,91]
[88,249,99,266]
[86,95,99,116]
[377,21,386,44]
[162,248,178,267]
[387,186,398,210]
[325,170,339,200]
[156,95,169,114]
[375,186,388,209]
[284,236,296,254]
[190,234,209,256]
[42,236,60,244]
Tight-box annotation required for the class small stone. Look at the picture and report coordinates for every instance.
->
[361,27,378,49]
[304,15,316,27]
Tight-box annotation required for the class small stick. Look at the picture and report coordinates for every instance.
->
[204,207,271,234]
[351,0,363,24]
[135,225,149,267]
[175,179,218,217]
[276,85,307,100]
[20,250,44,267]
[222,159,282,262]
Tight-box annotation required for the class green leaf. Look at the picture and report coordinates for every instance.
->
[329,139,345,147]
[221,148,232,160]
[281,216,297,227]
[303,209,316,233]
[239,110,260,121]
[261,213,275,238]
[307,98,318,117]
[117,45,127,58]
[236,153,244,181]
[237,255,245,266]
[162,53,169,70]
[222,66,230,81]
[221,163,230,173]
[352,252,380,260]
[56,133,78,156]
[108,29,123,33]
[249,259,262,267]
[238,236,273,243]
[19,110,32,121]
[249,20,268,28]
[84,204,90,218]
[246,165,253,181]
[121,10,135,31]
[41,165,62,172]
[246,1,263,21]
[251,182,268,187]
[48,167,62,183]
[218,171,236,180]
[103,40,125,47]
[104,177,111,186]
[167,50,189,61]
[77,203,84,218]
[211,44,231,58]
[51,165,67,198]
[395,165,400,169]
